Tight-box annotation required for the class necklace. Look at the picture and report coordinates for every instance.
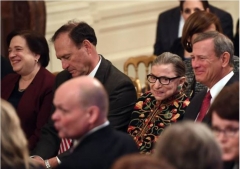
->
[18,88,25,92]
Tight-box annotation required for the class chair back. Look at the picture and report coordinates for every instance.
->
[123,55,156,97]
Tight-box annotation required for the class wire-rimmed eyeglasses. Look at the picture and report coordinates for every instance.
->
[147,74,180,85]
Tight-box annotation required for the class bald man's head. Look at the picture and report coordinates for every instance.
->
[52,76,109,139]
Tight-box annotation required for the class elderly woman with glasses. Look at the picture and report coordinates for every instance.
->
[127,52,190,154]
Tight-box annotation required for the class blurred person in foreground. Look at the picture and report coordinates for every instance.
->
[128,52,190,154]
[1,99,44,169]
[154,121,223,169]
[209,82,239,169]
[111,153,176,169]
[52,76,138,169]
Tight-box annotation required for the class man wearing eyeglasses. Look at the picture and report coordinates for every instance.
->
[208,82,239,169]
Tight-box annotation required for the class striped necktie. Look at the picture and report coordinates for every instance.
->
[58,138,72,154]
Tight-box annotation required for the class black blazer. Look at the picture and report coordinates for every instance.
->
[31,56,137,159]
[56,125,138,169]
[154,5,233,56]
[184,73,239,125]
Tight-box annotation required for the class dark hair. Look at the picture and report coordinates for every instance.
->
[192,31,234,67]
[70,22,97,47]
[179,0,209,12]
[51,20,78,42]
[6,30,50,67]
[51,20,97,47]
[209,82,239,121]
[182,11,223,52]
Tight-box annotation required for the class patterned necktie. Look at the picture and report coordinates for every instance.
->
[58,138,72,154]
[196,91,211,122]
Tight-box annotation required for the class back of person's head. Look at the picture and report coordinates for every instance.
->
[209,82,239,121]
[179,0,209,12]
[6,29,50,67]
[111,153,175,169]
[182,11,223,52]
[78,76,109,119]
[192,31,234,67]
[154,121,223,169]
[1,99,33,169]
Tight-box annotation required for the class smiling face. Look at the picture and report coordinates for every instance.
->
[181,0,205,21]
[191,38,223,88]
[54,32,92,78]
[8,36,39,75]
[149,64,184,101]
[212,112,239,161]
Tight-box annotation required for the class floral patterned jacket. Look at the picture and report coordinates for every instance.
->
[127,91,190,154]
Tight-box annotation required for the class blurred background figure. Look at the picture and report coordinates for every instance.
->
[209,82,239,169]
[1,99,44,169]
[1,30,55,150]
[128,52,190,154]
[154,0,233,56]
[1,55,14,79]
[234,19,239,56]
[154,121,223,169]
[111,153,175,169]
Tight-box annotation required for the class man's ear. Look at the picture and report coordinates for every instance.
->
[221,52,230,68]
[206,8,210,13]
[87,106,99,124]
[82,40,92,55]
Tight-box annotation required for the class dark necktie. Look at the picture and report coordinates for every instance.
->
[196,91,211,122]
[58,138,72,154]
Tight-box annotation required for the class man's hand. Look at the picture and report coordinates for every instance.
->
[30,156,59,169]
[30,155,45,167]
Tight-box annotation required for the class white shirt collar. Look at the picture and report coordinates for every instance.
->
[88,55,102,77]
[210,71,234,104]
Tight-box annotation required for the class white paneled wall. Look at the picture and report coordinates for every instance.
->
[45,0,239,77]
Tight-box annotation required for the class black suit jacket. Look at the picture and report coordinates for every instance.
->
[31,56,137,159]
[184,73,239,125]
[56,125,138,169]
[154,5,233,56]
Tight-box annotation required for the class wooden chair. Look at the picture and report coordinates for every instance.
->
[123,55,157,98]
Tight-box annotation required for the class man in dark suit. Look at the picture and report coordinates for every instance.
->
[153,1,233,56]
[52,76,138,169]
[184,31,239,124]
[31,21,137,168]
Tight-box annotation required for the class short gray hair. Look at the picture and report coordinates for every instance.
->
[154,121,222,169]
[192,31,234,67]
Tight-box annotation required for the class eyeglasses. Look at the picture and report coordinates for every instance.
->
[212,127,239,137]
[147,74,180,85]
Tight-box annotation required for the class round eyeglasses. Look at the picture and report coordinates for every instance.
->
[147,74,180,85]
